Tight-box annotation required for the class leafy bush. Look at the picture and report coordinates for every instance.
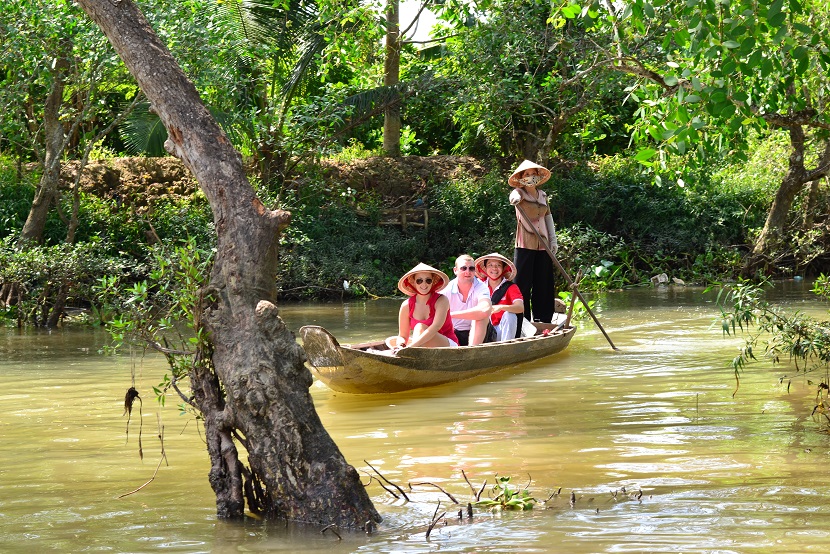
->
[0,236,141,326]
[278,192,429,298]
[428,168,516,261]
[0,158,36,239]
[557,157,730,252]
[717,277,830,423]
[61,191,215,258]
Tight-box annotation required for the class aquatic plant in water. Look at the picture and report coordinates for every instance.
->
[472,476,537,511]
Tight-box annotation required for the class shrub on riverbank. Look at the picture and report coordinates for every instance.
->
[274,156,768,298]
[1,150,824,325]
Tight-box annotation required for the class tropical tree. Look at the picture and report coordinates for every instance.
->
[75,0,380,527]
[0,0,136,245]
[119,0,410,177]
[382,0,403,155]
[0,0,140,323]
[431,0,622,163]
[565,0,830,268]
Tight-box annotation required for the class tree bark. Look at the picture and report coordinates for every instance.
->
[18,37,72,245]
[803,178,821,229]
[75,0,380,527]
[383,0,401,157]
[749,131,830,263]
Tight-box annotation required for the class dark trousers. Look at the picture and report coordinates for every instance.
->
[513,247,555,323]
[454,323,497,346]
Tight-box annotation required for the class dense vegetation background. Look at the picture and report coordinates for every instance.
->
[2,0,830,327]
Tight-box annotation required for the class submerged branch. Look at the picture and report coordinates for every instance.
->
[364,460,410,502]
[410,482,459,504]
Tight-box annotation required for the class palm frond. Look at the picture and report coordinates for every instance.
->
[120,102,167,156]
[278,29,327,123]
[120,102,251,156]
[220,0,319,55]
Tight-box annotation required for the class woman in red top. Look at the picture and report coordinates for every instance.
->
[390,263,459,352]
[474,253,524,341]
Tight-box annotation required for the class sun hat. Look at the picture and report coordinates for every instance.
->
[508,159,551,188]
[474,253,517,281]
[397,263,450,296]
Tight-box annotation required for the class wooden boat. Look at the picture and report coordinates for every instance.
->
[299,322,576,394]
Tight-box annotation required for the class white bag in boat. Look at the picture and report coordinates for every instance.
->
[520,318,537,337]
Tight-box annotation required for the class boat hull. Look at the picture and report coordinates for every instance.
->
[299,324,576,394]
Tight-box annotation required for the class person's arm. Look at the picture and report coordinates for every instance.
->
[509,189,522,205]
[394,300,411,349]
[492,299,524,314]
[544,212,558,254]
[491,284,524,314]
[406,295,451,348]
[450,287,492,321]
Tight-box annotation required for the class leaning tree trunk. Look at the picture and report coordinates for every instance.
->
[76,0,380,528]
[803,178,821,229]
[382,0,401,157]
[18,37,72,246]
[749,130,830,265]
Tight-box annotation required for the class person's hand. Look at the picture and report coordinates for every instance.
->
[385,335,406,351]
[509,189,522,205]
[549,241,558,255]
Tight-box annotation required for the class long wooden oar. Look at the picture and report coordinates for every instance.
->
[515,204,619,351]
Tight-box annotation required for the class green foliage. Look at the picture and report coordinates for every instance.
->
[551,156,762,286]
[278,187,428,298]
[717,278,830,396]
[328,139,384,163]
[433,0,624,159]
[0,160,36,238]
[104,238,213,408]
[573,0,830,166]
[398,71,463,155]
[473,476,537,511]
[60,191,213,257]
[710,133,789,195]
[274,165,528,299]
[557,290,594,320]
[428,169,516,260]
[0,0,137,165]
[556,224,634,290]
[556,157,757,253]
[0,237,137,326]
[814,274,830,300]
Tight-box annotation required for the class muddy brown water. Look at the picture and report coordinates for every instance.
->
[2,281,830,553]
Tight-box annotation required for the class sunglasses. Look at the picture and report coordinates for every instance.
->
[457,266,475,272]
[415,278,433,285]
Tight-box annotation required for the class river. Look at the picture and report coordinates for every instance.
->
[1,281,829,553]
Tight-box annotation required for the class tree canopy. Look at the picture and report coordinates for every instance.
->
[560,0,830,262]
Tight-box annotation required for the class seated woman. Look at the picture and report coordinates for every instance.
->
[390,263,459,351]
[474,253,524,342]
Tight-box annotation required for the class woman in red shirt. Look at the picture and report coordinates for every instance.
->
[389,263,459,352]
[474,253,524,341]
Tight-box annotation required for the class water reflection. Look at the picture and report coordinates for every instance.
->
[2,282,830,552]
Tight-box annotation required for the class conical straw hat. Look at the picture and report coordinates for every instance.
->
[508,159,551,188]
[474,252,517,280]
[397,263,450,296]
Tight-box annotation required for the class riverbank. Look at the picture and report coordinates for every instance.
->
[2,152,829,327]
